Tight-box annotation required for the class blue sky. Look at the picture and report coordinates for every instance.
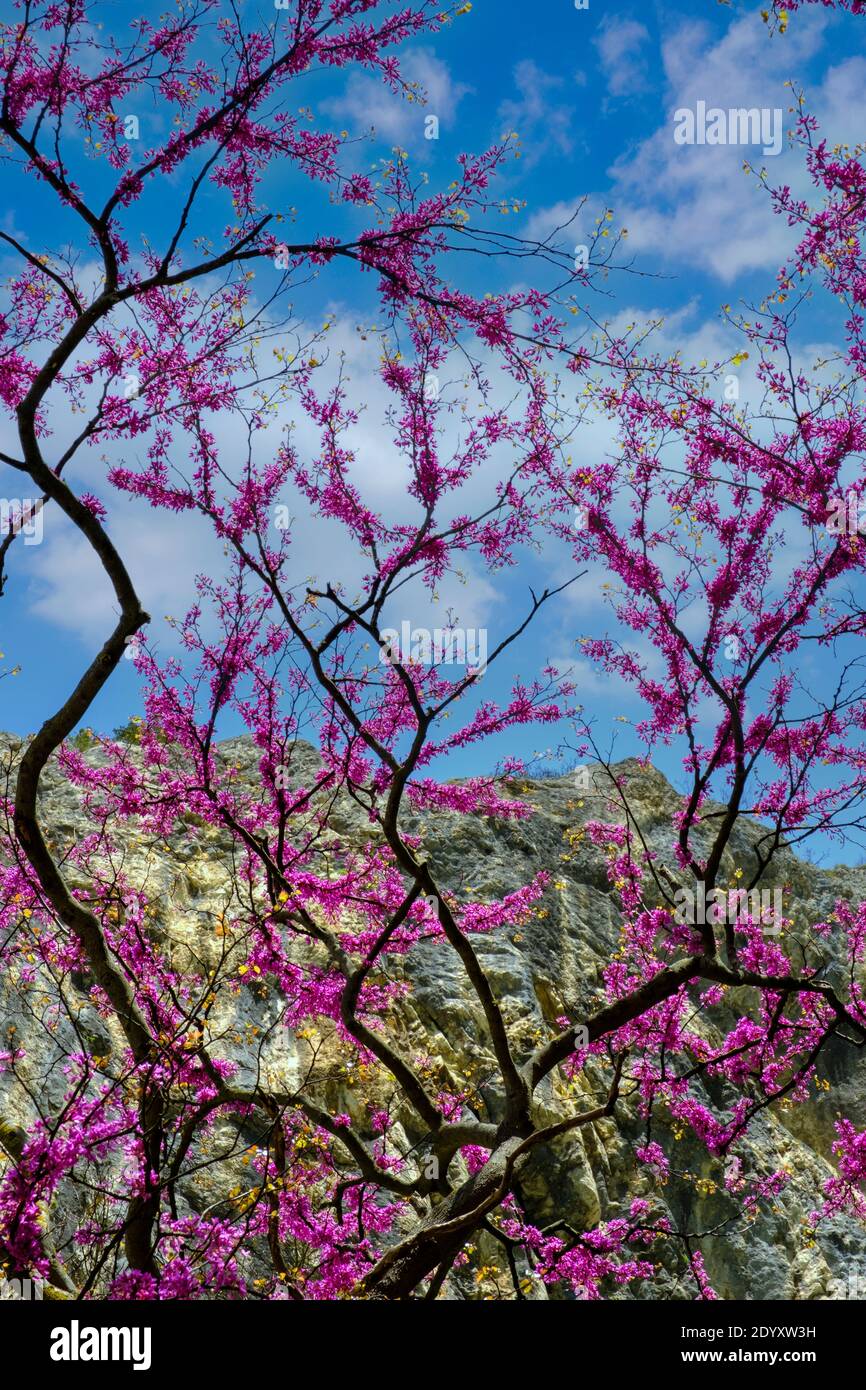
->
[2,0,865,858]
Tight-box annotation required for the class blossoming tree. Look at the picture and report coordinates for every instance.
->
[2,0,866,1301]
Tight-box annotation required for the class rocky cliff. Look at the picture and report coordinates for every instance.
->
[2,731,866,1300]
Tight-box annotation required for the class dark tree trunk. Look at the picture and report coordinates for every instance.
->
[362,1136,526,1300]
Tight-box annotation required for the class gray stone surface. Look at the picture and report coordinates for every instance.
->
[2,732,865,1299]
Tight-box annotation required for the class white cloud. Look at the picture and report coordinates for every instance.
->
[525,8,866,283]
[26,503,226,646]
[594,17,652,99]
[320,48,470,149]
[13,300,543,660]
[496,61,580,166]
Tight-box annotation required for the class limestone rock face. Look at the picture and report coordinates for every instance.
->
[2,732,866,1300]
